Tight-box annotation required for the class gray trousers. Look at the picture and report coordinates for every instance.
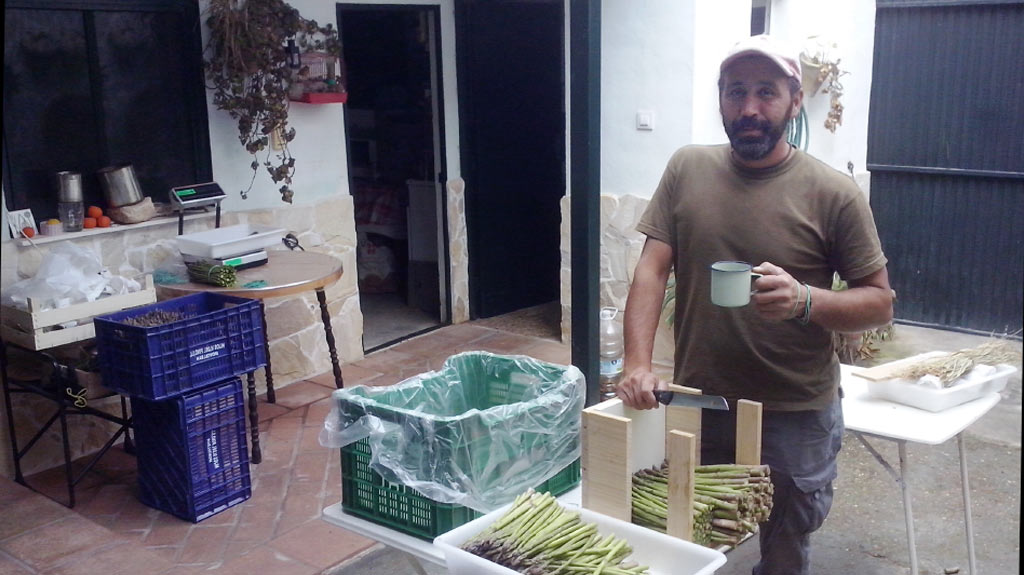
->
[701,395,844,575]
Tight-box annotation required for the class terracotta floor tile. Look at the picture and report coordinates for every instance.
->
[214,546,319,575]
[304,397,335,430]
[0,492,72,540]
[177,524,231,564]
[0,553,33,575]
[272,381,336,410]
[323,364,380,387]
[43,541,173,575]
[76,482,135,517]
[143,515,193,546]
[255,399,292,421]
[268,521,376,570]
[0,515,122,572]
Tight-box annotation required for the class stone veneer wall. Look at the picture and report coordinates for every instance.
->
[559,194,675,371]
[0,194,362,478]
[446,178,470,324]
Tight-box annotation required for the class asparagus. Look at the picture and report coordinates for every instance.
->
[630,461,774,548]
[461,490,651,574]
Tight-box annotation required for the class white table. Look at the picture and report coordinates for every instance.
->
[321,487,582,574]
[840,363,1001,575]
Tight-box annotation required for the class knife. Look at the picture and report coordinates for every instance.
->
[652,390,730,410]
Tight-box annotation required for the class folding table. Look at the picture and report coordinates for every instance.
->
[840,363,1001,575]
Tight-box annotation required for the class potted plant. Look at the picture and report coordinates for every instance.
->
[799,37,847,134]
[204,0,340,203]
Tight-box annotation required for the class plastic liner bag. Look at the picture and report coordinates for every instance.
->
[320,351,585,512]
[1,243,141,313]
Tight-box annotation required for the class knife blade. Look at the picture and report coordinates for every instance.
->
[652,390,730,410]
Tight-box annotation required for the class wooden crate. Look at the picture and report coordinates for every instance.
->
[582,384,762,542]
[1,275,156,351]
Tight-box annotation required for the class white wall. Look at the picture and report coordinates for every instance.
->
[598,0,876,200]
[204,0,461,212]
[770,0,876,180]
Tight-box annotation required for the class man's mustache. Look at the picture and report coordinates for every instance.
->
[732,117,773,133]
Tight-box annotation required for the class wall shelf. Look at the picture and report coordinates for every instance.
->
[290,92,348,104]
[12,211,215,248]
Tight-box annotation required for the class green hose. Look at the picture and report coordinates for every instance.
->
[787,106,809,151]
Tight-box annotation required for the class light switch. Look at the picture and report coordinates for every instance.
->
[636,110,655,131]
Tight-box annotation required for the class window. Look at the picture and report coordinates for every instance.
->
[2,0,211,223]
[751,0,771,35]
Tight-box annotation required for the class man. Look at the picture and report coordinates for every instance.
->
[616,35,893,575]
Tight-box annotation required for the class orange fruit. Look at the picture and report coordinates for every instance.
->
[21,227,35,238]
[87,205,104,219]
[97,215,112,228]
[83,217,97,229]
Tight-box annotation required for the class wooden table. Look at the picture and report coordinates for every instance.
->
[157,250,345,463]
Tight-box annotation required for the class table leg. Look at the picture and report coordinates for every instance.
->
[58,402,75,508]
[897,441,919,575]
[0,344,26,485]
[259,301,276,404]
[957,433,978,574]
[246,372,262,464]
[316,288,345,388]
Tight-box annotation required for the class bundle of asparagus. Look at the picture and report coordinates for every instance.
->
[461,490,650,575]
[186,260,237,287]
[631,462,773,548]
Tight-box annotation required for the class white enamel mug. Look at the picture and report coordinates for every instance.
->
[710,261,762,307]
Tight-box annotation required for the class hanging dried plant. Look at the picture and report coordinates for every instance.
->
[817,60,847,134]
[204,0,339,203]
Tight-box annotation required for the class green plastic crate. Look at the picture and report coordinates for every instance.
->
[341,437,581,540]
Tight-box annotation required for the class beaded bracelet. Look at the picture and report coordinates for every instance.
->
[796,283,812,325]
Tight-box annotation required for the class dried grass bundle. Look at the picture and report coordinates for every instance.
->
[889,341,1022,387]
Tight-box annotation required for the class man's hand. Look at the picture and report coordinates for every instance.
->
[616,368,663,410]
[751,261,803,321]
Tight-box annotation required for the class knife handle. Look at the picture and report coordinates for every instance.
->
[652,390,672,406]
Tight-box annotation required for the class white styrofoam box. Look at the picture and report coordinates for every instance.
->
[176,224,286,259]
[435,500,726,575]
[864,364,1017,412]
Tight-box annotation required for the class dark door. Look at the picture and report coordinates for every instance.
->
[868,0,1024,335]
[456,0,565,318]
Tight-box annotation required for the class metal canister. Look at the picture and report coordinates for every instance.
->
[55,171,84,232]
[97,164,144,208]
[56,171,83,202]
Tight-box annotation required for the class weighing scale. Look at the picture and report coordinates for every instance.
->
[170,181,226,235]
[181,249,269,270]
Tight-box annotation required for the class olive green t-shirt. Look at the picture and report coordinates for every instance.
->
[637,145,887,410]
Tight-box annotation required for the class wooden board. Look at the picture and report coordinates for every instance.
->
[847,351,948,382]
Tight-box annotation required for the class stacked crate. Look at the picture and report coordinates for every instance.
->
[95,292,266,522]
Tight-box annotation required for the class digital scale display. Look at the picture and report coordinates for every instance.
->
[170,182,226,235]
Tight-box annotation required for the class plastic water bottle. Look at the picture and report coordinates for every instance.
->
[599,307,624,400]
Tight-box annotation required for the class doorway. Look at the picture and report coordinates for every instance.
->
[338,4,448,351]
[456,0,566,319]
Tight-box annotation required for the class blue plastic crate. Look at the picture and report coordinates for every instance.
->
[95,292,266,400]
[132,377,251,522]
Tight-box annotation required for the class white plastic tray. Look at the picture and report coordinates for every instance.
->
[176,224,286,258]
[863,362,1016,413]
[434,501,726,575]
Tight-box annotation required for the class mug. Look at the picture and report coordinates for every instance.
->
[710,261,762,307]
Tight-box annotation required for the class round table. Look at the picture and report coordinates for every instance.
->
[157,250,345,463]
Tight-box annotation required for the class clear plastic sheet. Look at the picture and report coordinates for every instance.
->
[320,351,584,512]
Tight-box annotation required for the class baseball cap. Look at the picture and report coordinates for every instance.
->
[720,34,801,81]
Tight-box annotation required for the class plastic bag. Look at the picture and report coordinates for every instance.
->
[320,351,584,512]
[1,243,140,312]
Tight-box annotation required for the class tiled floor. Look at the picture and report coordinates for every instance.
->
[0,319,570,575]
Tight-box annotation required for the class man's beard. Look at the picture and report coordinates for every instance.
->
[724,113,791,161]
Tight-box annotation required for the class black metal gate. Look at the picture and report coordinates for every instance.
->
[868,0,1024,336]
